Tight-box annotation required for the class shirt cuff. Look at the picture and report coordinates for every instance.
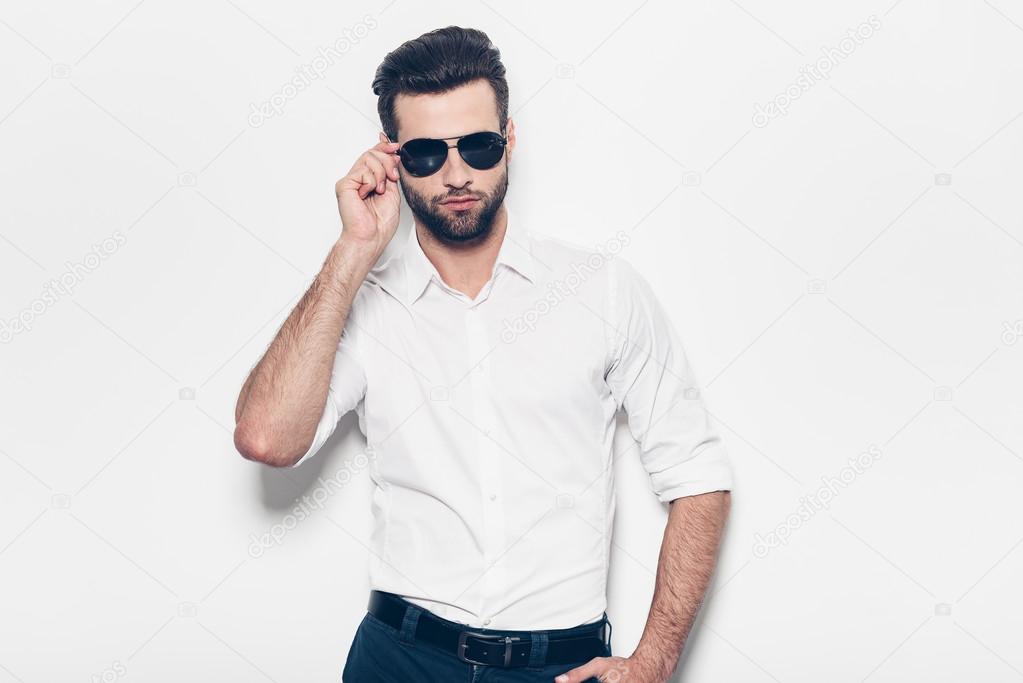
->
[648,442,734,503]
[288,390,340,468]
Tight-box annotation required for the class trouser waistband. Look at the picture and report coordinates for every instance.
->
[366,590,611,668]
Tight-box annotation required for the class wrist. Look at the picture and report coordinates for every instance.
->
[336,230,381,258]
[333,236,380,276]
[630,645,676,681]
[316,238,375,300]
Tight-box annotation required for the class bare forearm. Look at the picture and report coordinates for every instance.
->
[632,490,731,680]
[234,238,375,466]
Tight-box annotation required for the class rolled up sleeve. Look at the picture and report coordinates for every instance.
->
[604,258,733,502]
[289,289,369,468]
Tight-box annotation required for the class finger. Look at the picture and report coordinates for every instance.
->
[337,165,382,200]
[555,657,607,683]
[368,149,401,181]
[373,139,401,154]
[363,155,388,195]
[350,166,376,199]
[335,171,365,199]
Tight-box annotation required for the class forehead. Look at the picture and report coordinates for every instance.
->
[394,79,500,142]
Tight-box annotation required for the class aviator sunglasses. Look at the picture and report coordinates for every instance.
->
[391,131,508,177]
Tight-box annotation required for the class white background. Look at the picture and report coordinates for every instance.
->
[1,1,1022,681]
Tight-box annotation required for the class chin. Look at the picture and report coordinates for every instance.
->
[438,221,486,243]
[423,205,485,241]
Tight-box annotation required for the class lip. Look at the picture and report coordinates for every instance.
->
[440,197,479,211]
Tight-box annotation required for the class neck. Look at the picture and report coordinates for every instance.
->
[415,205,508,299]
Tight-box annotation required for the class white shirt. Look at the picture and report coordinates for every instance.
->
[294,211,734,630]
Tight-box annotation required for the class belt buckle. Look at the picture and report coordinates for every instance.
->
[457,631,522,666]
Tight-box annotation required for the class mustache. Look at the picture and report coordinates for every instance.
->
[438,190,484,203]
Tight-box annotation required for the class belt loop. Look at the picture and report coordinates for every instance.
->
[528,631,548,668]
[398,604,421,646]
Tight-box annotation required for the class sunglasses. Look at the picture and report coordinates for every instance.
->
[392,131,508,177]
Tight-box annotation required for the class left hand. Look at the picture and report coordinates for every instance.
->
[554,654,664,682]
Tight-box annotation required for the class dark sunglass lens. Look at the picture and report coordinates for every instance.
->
[401,138,447,177]
[458,132,505,170]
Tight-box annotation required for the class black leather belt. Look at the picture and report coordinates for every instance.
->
[367,590,609,668]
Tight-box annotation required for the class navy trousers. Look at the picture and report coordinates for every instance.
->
[342,598,612,682]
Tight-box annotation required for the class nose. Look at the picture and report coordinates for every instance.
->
[439,144,473,189]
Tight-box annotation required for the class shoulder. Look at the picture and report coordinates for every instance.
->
[358,250,405,306]
[527,228,635,294]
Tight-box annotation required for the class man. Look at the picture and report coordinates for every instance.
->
[234,25,733,683]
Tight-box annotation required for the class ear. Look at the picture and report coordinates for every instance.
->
[505,118,516,163]
[379,131,390,144]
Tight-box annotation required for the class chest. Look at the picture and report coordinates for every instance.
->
[361,289,610,431]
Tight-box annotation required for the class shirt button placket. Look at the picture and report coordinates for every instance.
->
[464,305,505,624]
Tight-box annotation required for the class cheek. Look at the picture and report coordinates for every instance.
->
[405,177,437,198]
[476,167,504,186]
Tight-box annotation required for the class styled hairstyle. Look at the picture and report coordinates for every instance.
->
[372,26,509,143]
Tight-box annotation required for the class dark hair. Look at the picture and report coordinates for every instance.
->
[372,26,509,143]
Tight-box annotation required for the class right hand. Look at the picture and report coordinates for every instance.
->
[335,132,402,256]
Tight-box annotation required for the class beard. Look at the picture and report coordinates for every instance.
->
[400,164,509,244]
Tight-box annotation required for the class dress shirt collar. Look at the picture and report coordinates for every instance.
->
[399,208,539,305]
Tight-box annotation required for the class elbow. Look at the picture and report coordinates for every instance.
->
[233,421,272,463]
[233,420,304,468]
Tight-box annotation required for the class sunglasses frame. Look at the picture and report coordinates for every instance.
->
[391,130,508,177]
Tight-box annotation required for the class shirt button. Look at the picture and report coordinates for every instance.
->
[489,493,497,501]
[483,618,491,625]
